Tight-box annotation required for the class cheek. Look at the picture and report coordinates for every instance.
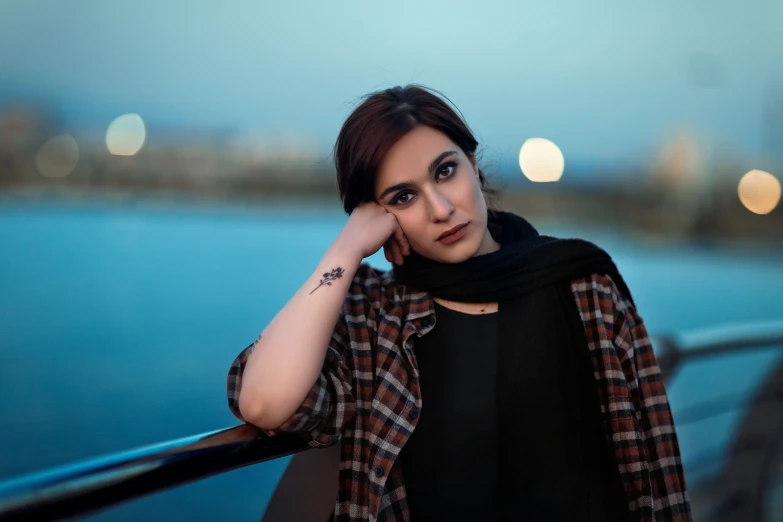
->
[474,184,487,210]
[451,175,483,209]
[391,211,434,252]
[469,175,487,208]
[395,215,423,245]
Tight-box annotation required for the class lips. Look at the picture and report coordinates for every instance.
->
[437,223,468,241]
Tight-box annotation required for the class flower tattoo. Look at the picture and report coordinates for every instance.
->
[310,267,345,294]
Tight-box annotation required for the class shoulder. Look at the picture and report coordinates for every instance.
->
[570,272,638,324]
[569,272,650,368]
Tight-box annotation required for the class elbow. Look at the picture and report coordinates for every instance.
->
[238,389,285,431]
[238,389,268,428]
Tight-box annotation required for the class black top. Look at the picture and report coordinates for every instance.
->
[398,301,499,520]
[396,300,628,522]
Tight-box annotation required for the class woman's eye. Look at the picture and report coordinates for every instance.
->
[392,192,414,206]
[389,164,456,206]
[436,163,456,180]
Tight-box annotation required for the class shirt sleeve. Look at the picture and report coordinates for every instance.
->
[226,311,356,449]
[606,275,693,521]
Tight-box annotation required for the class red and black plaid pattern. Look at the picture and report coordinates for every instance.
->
[227,264,691,522]
[572,275,691,521]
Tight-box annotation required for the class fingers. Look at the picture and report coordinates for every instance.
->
[391,239,404,265]
[392,222,410,256]
[381,211,410,265]
[383,238,405,265]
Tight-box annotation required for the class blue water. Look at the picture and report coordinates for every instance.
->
[1,198,782,521]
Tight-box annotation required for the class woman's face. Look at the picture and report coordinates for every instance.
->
[374,125,500,263]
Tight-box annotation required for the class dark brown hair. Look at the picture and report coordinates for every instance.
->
[333,84,497,214]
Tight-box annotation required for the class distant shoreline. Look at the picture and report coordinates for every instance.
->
[1,184,781,251]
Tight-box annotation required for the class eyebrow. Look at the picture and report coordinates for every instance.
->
[377,150,458,200]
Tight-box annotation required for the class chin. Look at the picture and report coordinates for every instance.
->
[428,240,482,264]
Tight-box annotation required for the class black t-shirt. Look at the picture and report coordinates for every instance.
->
[396,300,628,522]
[398,301,500,520]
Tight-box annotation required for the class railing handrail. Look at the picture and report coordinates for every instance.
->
[0,424,309,522]
[653,320,783,381]
[672,320,783,356]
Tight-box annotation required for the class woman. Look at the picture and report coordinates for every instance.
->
[227,85,692,522]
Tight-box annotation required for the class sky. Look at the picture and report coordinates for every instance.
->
[0,0,781,175]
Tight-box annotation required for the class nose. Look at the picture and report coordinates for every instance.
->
[425,186,455,222]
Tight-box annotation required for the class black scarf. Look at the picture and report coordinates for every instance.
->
[392,209,632,305]
[392,209,632,520]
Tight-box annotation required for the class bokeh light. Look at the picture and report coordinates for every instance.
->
[518,138,565,182]
[738,169,781,215]
[35,133,79,178]
[106,114,146,156]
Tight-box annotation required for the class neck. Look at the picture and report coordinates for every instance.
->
[473,226,501,257]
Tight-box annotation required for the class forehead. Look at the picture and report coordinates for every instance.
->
[376,126,461,186]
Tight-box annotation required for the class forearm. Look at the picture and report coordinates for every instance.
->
[238,243,361,429]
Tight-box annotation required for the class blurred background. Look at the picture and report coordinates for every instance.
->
[1,0,782,520]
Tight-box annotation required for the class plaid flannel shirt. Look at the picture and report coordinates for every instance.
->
[227,263,692,522]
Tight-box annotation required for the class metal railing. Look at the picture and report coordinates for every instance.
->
[0,425,308,521]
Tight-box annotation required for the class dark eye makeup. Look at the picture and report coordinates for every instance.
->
[389,161,458,206]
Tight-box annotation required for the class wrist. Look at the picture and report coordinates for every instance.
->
[322,246,363,276]
[327,238,364,265]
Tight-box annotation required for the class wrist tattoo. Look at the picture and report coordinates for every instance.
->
[310,267,345,294]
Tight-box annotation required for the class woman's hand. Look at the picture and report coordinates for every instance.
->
[332,202,410,265]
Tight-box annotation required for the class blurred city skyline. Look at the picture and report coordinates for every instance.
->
[1,0,782,177]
